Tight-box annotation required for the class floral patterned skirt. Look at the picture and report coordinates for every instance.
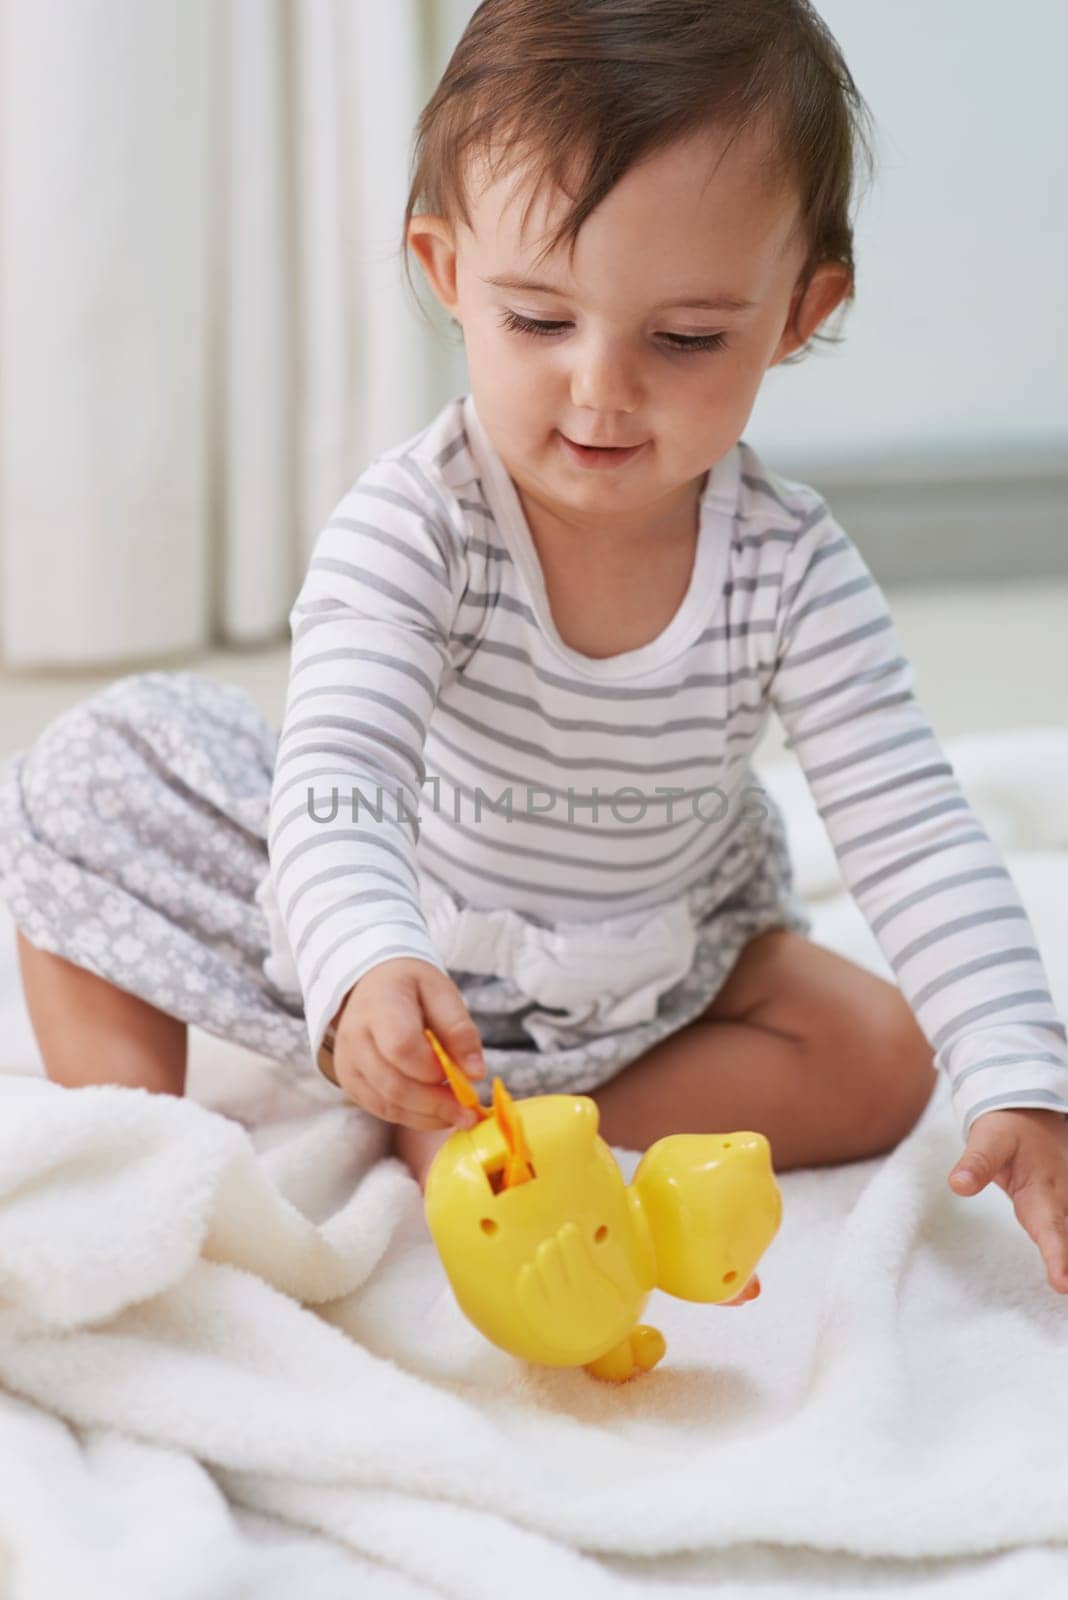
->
[0,671,813,1103]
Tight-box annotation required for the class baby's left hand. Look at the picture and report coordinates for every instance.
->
[947,1107,1068,1293]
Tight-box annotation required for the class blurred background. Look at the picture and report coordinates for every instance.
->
[0,0,1065,763]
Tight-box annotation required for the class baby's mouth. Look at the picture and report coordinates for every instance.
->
[557,432,649,468]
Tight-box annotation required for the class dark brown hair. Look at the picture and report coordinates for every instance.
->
[400,0,876,364]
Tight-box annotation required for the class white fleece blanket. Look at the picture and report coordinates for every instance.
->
[3,726,1068,1600]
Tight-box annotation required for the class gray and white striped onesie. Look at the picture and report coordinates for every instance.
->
[3,391,1066,1138]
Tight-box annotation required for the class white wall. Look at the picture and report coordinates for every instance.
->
[424,1,1068,470]
[753,0,1068,469]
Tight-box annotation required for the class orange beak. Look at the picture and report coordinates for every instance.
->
[722,1273,762,1305]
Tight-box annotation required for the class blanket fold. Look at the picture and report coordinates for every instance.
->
[2,728,1068,1598]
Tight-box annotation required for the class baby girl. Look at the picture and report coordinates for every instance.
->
[6,0,1068,1293]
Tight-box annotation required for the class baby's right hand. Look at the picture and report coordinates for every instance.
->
[327,958,486,1131]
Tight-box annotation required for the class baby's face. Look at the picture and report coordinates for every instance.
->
[410,125,846,528]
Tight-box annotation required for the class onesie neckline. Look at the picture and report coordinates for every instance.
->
[461,392,740,682]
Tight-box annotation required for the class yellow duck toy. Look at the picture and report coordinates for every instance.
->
[422,1029,783,1384]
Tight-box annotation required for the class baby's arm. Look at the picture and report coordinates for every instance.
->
[268,451,477,1088]
[765,494,1068,1146]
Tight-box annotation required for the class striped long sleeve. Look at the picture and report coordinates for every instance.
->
[266,459,465,1064]
[767,497,1068,1141]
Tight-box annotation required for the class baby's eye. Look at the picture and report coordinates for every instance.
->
[496,308,727,355]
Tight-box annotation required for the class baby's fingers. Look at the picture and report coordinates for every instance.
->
[1012,1182,1068,1293]
[415,967,486,1079]
[352,1043,469,1130]
[366,1014,475,1128]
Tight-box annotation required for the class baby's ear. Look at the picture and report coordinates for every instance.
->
[406,214,461,315]
[794,260,853,346]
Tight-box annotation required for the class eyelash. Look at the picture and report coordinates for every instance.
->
[497,308,728,354]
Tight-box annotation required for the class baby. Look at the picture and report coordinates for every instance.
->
[7,0,1068,1295]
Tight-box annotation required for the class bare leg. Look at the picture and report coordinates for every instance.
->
[391,1123,453,1191]
[590,930,936,1170]
[16,928,188,1096]
[392,941,934,1186]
